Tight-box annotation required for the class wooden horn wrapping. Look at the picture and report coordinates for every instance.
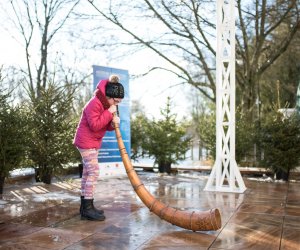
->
[114,123,222,231]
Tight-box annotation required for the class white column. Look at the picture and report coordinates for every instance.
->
[204,0,246,193]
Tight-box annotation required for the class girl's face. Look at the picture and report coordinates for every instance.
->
[107,97,122,106]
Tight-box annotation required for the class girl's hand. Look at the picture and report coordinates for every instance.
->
[108,105,117,114]
[112,116,120,126]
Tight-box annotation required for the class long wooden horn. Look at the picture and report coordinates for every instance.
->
[113,115,222,231]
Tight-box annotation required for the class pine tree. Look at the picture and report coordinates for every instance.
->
[260,112,300,181]
[25,83,78,184]
[141,97,191,174]
[0,90,27,197]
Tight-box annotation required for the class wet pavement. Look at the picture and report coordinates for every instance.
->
[0,171,299,249]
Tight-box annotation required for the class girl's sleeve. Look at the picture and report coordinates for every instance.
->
[106,121,115,131]
[85,99,113,132]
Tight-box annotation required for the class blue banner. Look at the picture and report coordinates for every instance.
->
[92,65,130,163]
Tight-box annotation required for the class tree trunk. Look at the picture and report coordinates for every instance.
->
[41,173,52,184]
[0,175,5,199]
[35,168,52,184]
[35,168,41,182]
[158,162,171,174]
[275,168,290,181]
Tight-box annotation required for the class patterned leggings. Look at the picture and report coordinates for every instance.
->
[78,148,99,199]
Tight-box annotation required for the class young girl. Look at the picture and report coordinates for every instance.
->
[74,75,124,221]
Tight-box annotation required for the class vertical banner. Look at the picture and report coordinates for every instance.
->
[92,65,130,177]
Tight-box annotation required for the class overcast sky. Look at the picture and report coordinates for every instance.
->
[0,1,195,119]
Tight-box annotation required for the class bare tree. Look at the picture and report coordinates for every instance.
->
[86,0,217,102]
[260,27,300,113]
[86,0,299,117]
[236,0,300,116]
[6,0,81,98]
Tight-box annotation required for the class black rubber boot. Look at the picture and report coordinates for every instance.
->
[80,196,104,215]
[81,199,106,221]
[91,199,104,214]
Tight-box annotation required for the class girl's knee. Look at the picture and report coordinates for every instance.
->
[85,164,99,176]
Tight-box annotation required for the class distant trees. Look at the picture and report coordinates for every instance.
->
[236,0,300,118]
[259,29,300,114]
[191,99,216,160]
[130,100,147,161]
[191,99,256,163]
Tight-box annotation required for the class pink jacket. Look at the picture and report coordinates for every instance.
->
[73,79,114,149]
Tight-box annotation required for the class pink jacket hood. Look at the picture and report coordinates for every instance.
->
[73,78,114,149]
[96,79,109,95]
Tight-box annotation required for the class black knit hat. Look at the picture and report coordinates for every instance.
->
[105,81,125,98]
